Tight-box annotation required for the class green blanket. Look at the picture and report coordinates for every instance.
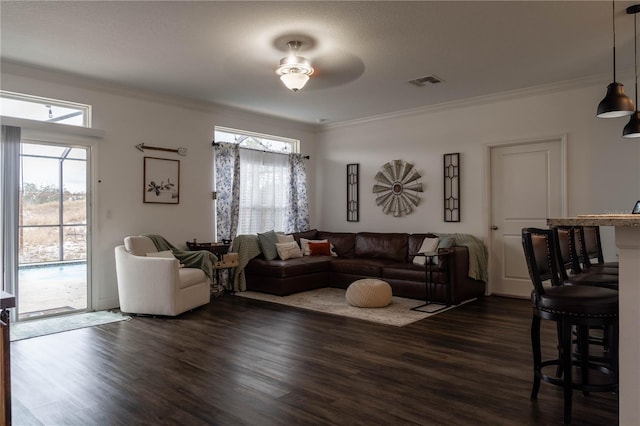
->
[437,233,488,283]
[231,234,262,292]
[143,234,217,280]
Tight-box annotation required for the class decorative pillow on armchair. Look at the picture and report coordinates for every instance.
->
[146,250,184,267]
[146,250,176,259]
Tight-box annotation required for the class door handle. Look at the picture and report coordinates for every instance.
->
[491,225,499,230]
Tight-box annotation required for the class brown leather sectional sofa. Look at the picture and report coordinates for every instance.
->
[244,230,486,304]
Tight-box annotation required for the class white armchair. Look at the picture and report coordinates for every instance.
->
[114,236,210,316]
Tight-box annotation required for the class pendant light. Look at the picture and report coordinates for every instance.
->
[597,1,635,118]
[623,4,640,137]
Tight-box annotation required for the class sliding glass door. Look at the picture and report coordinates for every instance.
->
[16,141,90,320]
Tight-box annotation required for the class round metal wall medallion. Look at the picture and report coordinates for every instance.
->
[372,160,423,217]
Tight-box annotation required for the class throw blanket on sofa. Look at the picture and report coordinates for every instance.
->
[231,234,262,292]
[143,234,217,281]
[438,233,488,283]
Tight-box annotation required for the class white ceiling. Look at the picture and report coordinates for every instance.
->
[2,1,639,126]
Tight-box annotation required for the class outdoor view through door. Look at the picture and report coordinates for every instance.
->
[18,142,89,320]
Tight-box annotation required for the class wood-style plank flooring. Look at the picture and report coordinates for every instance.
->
[10,295,617,425]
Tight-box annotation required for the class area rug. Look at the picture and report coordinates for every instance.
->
[236,288,472,327]
[10,310,131,342]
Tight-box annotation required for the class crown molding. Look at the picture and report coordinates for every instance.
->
[319,73,617,131]
[3,59,627,134]
[0,60,317,133]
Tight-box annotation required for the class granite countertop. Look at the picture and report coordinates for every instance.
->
[547,214,640,227]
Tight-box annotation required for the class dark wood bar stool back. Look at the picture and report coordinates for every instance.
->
[521,228,619,425]
[552,226,618,290]
[577,226,619,273]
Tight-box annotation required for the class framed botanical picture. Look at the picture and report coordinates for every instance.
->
[143,157,180,204]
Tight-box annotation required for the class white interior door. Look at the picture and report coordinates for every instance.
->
[489,138,565,298]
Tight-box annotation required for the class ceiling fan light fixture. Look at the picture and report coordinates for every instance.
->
[279,72,310,92]
[275,40,314,92]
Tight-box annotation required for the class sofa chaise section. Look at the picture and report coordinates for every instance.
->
[244,256,332,296]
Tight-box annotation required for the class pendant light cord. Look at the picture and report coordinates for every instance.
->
[613,0,618,81]
[634,11,638,104]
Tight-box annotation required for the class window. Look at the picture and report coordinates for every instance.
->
[0,90,91,127]
[237,149,289,234]
[214,127,300,235]
[214,127,298,154]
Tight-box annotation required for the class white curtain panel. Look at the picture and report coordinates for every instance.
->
[237,149,289,235]
[1,125,21,297]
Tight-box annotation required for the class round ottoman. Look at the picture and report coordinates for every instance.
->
[345,279,392,308]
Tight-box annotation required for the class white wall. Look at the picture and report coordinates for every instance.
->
[315,81,640,263]
[4,62,639,308]
[1,62,318,310]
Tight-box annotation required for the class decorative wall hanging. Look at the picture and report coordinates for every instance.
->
[443,153,460,222]
[373,159,423,217]
[347,163,359,222]
[144,157,180,204]
[136,143,187,156]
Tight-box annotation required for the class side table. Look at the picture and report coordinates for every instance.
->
[186,242,234,294]
[213,257,239,294]
[411,249,453,313]
[185,241,230,257]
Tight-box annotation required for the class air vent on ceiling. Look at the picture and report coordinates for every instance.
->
[408,75,443,87]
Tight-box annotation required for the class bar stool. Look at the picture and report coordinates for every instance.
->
[552,226,618,290]
[576,226,619,274]
[522,228,618,425]
[553,226,618,359]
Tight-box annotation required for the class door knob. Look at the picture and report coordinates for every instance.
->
[491,225,499,230]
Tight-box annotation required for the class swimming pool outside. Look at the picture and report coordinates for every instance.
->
[17,262,87,320]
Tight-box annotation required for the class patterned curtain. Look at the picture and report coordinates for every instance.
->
[286,153,310,232]
[213,143,240,241]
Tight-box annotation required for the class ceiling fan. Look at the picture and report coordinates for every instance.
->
[225,33,365,92]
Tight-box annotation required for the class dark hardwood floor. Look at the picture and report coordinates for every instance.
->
[10,295,617,425]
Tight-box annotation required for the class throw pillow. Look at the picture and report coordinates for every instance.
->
[257,230,279,261]
[308,241,331,256]
[300,238,337,256]
[412,237,440,265]
[432,235,455,264]
[276,233,295,244]
[276,241,303,260]
[146,250,176,259]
